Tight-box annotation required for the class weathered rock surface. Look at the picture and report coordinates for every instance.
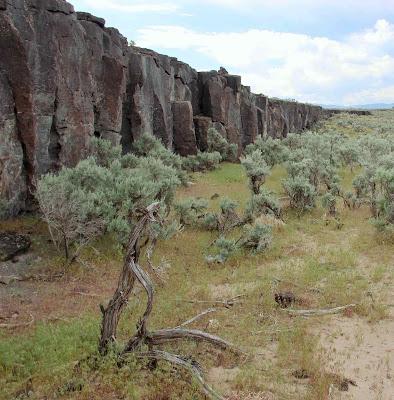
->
[0,0,128,213]
[172,101,197,156]
[0,0,333,215]
[0,231,31,261]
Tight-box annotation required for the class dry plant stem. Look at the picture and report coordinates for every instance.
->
[0,272,64,285]
[99,202,160,353]
[0,313,34,329]
[175,308,217,328]
[121,259,154,352]
[145,237,166,284]
[72,291,100,297]
[180,294,245,308]
[147,328,236,350]
[135,350,224,400]
[100,203,238,399]
[122,260,239,353]
[0,275,22,285]
[284,304,356,316]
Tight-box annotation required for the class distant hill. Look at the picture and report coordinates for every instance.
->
[321,103,394,110]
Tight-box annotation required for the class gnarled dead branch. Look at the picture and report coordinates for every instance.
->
[147,328,237,351]
[135,350,224,400]
[99,202,160,353]
[145,237,166,284]
[284,304,356,316]
[179,294,245,308]
[175,308,217,328]
[99,202,238,399]
[0,272,64,285]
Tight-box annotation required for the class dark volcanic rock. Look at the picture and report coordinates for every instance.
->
[120,47,198,151]
[0,0,128,213]
[193,115,212,151]
[240,87,259,147]
[76,11,105,27]
[172,101,197,156]
[198,71,243,149]
[266,99,324,139]
[0,0,330,215]
[0,231,31,261]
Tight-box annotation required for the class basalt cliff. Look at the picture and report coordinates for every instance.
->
[1,0,331,214]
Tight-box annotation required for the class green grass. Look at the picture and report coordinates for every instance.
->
[0,317,99,399]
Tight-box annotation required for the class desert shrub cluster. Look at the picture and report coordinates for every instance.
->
[242,119,394,233]
[36,111,394,266]
[36,135,182,261]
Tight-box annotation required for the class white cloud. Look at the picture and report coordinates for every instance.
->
[83,0,179,14]
[349,19,394,50]
[344,85,394,105]
[136,19,394,105]
[199,0,390,10]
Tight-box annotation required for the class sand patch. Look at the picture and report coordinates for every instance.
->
[319,313,394,400]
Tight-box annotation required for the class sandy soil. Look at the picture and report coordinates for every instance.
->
[320,312,394,400]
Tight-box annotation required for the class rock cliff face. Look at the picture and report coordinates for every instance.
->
[0,0,328,214]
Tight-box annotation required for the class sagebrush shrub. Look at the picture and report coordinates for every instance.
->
[206,236,238,264]
[245,136,287,167]
[207,128,238,161]
[283,175,316,212]
[241,150,270,194]
[321,191,337,216]
[245,189,281,220]
[36,138,181,261]
[240,222,272,253]
[182,151,222,172]
[202,212,219,231]
[132,133,188,184]
[174,197,208,226]
[89,137,122,167]
[201,197,241,233]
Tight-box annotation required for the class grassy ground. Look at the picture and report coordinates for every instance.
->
[1,113,393,400]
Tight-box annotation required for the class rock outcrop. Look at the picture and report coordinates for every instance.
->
[0,0,329,215]
[1,0,128,213]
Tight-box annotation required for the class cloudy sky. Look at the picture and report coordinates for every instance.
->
[72,0,394,106]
